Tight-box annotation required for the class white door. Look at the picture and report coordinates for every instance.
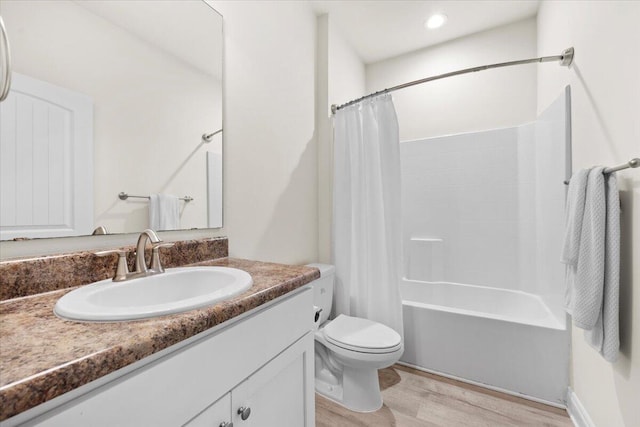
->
[0,72,93,239]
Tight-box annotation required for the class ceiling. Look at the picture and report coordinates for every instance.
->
[310,1,540,64]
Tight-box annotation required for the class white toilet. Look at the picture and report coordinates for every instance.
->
[307,263,403,412]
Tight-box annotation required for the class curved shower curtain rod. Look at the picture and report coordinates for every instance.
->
[331,47,575,114]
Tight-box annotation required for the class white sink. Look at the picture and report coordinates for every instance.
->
[54,267,253,322]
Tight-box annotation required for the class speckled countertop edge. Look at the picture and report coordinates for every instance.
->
[0,258,320,421]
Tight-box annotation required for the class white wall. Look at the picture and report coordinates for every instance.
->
[211,1,318,264]
[327,21,367,112]
[537,2,640,426]
[316,14,366,263]
[366,18,537,142]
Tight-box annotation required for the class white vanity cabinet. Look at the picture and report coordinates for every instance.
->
[7,288,315,427]
[184,392,232,427]
[186,334,311,427]
[231,337,309,427]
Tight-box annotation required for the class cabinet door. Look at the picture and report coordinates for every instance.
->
[183,393,231,427]
[232,332,315,427]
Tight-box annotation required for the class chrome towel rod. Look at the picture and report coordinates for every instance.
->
[603,157,639,174]
[563,158,639,185]
[118,192,193,202]
[331,47,574,114]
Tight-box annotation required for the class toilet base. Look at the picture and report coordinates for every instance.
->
[315,378,343,403]
[315,366,383,413]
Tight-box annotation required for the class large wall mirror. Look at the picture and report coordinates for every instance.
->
[0,0,223,240]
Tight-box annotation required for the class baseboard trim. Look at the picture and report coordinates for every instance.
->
[566,387,596,427]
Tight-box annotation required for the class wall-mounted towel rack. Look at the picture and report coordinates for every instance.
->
[564,157,639,185]
[118,192,193,202]
[603,157,639,174]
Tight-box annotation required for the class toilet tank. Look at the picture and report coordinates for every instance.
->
[306,263,334,325]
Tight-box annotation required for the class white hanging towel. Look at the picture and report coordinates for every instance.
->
[562,167,620,362]
[561,168,590,271]
[584,173,620,362]
[149,194,180,231]
[562,167,605,327]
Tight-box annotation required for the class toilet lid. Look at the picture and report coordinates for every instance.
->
[323,314,402,354]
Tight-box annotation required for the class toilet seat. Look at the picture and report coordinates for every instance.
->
[323,314,402,354]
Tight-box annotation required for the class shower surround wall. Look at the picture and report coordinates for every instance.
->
[403,125,528,289]
[400,88,570,404]
[402,88,569,319]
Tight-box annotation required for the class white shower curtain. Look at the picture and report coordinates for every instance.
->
[332,94,404,336]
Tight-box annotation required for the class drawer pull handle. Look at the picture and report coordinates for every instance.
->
[219,422,233,427]
[237,406,251,420]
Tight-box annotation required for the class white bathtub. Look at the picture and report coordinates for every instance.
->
[400,279,570,406]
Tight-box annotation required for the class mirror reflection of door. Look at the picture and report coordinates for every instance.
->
[0,0,223,239]
[0,73,93,239]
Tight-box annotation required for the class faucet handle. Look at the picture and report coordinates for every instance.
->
[150,242,174,273]
[94,249,130,281]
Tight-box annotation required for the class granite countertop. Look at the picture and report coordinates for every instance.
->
[0,257,320,422]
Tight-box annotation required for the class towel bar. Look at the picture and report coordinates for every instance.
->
[118,192,193,202]
[563,157,639,185]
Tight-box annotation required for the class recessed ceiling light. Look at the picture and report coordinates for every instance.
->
[425,13,447,30]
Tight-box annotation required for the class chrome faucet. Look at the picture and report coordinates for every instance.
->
[135,229,161,273]
[95,229,173,282]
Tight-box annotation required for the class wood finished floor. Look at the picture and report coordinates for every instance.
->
[316,364,573,427]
